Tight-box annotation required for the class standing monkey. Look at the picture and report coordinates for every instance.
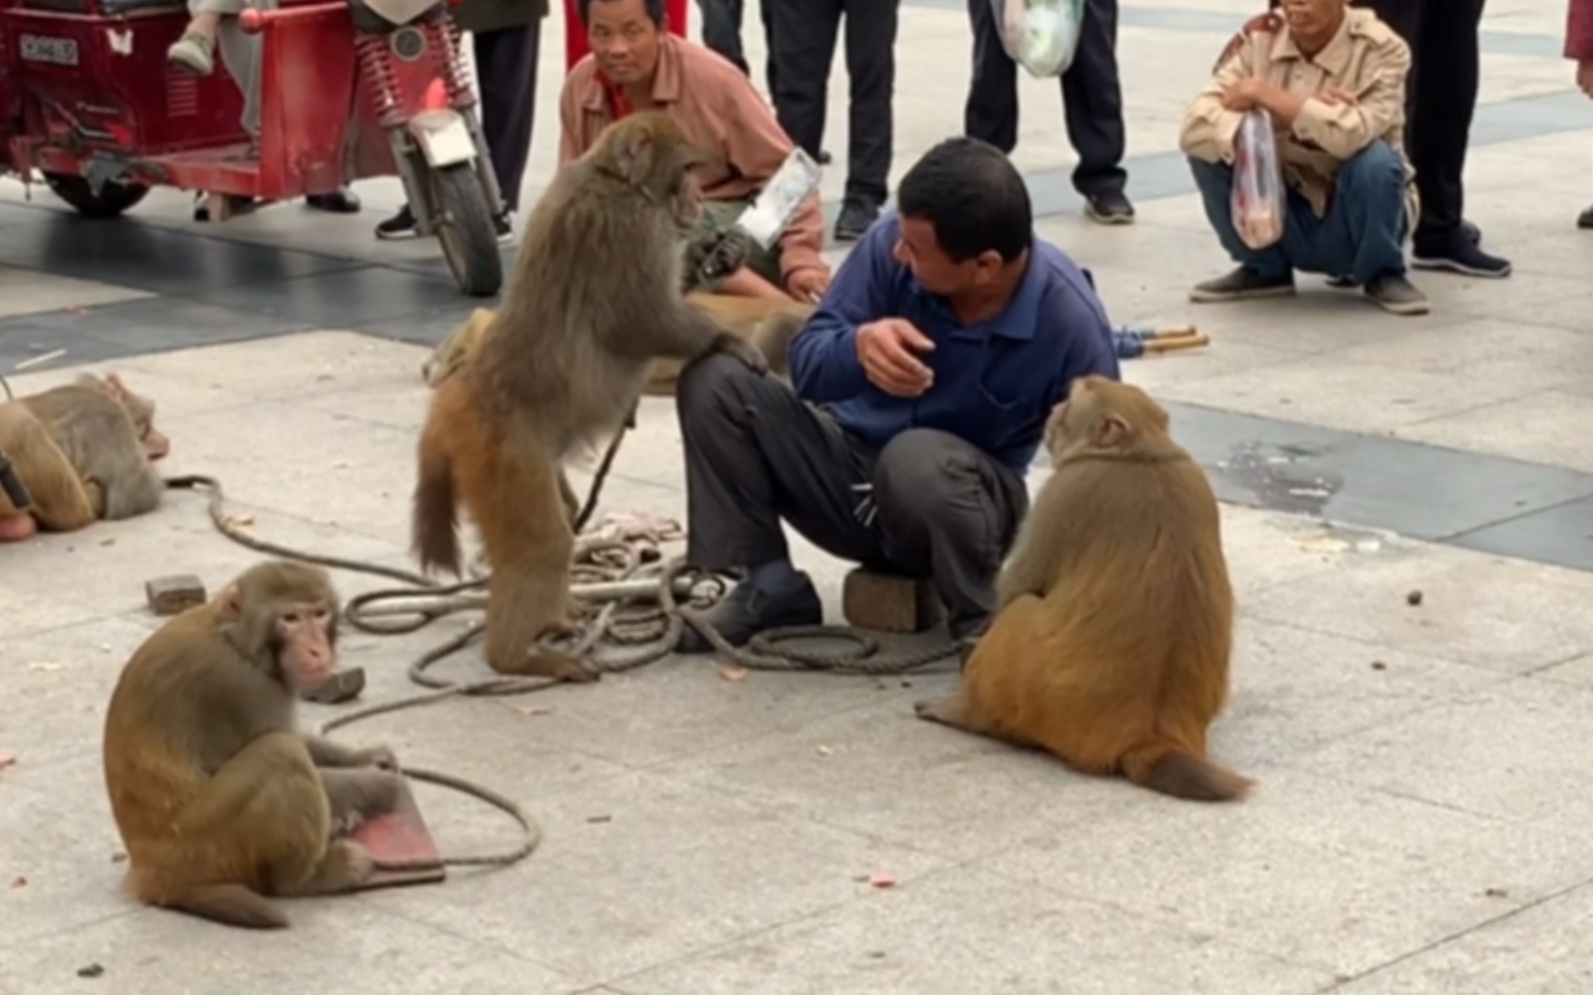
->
[411,111,767,683]
[102,561,404,929]
[915,376,1251,802]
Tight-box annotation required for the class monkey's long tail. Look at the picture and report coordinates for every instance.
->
[411,435,462,576]
[1120,740,1253,803]
[166,884,289,930]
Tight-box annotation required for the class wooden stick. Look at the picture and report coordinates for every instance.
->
[1143,333,1211,354]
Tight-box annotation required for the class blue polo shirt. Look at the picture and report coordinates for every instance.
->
[786,212,1120,474]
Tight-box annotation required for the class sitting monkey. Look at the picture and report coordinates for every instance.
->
[915,376,1252,802]
[102,560,404,928]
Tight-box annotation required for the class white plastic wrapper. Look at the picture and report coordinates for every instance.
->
[736,147,823,250]
[1230,108,1285,250]
[993,0,1084,79]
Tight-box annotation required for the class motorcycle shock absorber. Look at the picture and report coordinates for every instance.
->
[426,14,477,108]
[355,32,406,130]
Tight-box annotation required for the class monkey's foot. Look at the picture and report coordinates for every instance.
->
[0,513,37,542]
[304,839,376,895]
[492,650,600,684]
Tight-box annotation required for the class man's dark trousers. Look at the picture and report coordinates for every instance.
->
[675,353,1030,638]
[474,24,541,214]
[1352,0,1486,245]
[767,0,899,206]
[963,0,1127,198]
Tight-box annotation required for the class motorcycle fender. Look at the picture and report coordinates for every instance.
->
[408,110,476,169]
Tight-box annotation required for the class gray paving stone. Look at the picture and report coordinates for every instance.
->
[2,1,1593,991]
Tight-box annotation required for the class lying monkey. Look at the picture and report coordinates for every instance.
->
[915,376,1252,802]
[102,560,404,929]
[0,373,169,540]
[411,111,768,683]
[420,293,815,394]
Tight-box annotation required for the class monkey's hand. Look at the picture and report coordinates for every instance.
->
[354,745,401,773]
[712,332,769,375]
[684,229,751,291]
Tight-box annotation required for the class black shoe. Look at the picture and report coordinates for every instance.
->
[676,576,823,654]
[1578,205,1593,230]
[1412,230,1511,278]
[306,187,360,213]
[1460,219,1482,245]
[376,205,419,240]
[493,211,514,244]
[1362,272,1430,316]
[1189,266,1295,303]
[834,199,881,242]
[1084,190,1135,225]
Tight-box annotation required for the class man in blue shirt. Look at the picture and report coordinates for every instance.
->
[673,137,1121,653]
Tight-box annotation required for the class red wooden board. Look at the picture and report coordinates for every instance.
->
[349,778,447,891]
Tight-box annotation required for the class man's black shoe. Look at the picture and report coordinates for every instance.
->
[1412,230,1511,278]
[1579,205,1593,230]
[306,187,361,213]
[834,200,881,242]
[677,576,823,654]
[1084,189,1135,225]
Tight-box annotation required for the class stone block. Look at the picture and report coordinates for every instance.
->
[841,568,944,634]
[143,574,206,616]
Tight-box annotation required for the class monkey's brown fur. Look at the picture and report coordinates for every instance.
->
[915,376,1251,803]
[0,374,169,532]
[420,294,813,394]
[411,112,767,682]
[0,400,97,531]
[103,561,405,929]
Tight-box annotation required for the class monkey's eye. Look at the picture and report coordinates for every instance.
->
[280,612,302,625]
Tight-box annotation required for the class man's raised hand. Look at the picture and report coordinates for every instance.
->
[856,319,935,397]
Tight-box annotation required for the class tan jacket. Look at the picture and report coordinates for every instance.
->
[557,36,827,288]
[1178,9,1418,227]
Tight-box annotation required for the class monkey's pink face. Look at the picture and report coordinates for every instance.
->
[143,426,170,462]
[276,603,337,691]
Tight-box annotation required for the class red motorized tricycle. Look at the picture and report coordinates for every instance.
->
[0,0,505,295]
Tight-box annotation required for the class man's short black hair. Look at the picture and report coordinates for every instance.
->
[896,137,1033,264]
[576,0,665,26]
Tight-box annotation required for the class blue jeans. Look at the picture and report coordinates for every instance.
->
[1188,141,1409,285]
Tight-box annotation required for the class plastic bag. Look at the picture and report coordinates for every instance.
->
[1230,108,1285,250]
[993,0,1085,78]
[736,147,823,250]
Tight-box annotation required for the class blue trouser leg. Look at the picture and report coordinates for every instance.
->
[1188,142,1408,284]
[1303,141,1411,284]
[1188,156,1311,280]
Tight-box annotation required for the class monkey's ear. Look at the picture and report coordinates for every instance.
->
[214,584,243,620]
[1091,414,1132,449]
[614,130,657,183]
[104,373,127,398]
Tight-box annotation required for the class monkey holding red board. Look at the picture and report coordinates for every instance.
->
[102,560,405,929]
[411,111,767,683]
[915,376,1252,802]
[0,373,169,541]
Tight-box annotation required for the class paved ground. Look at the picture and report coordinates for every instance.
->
[4,0,1593,992]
